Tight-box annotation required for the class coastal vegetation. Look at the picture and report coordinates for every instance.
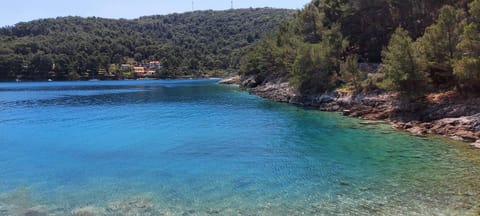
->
[0,8,292,81]
[235,0,480,146]
[239,0,480,95]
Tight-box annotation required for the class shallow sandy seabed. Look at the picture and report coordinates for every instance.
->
[0,185,479,216]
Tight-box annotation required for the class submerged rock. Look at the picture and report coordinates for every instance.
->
[23,206,47,216]
[106,195,156,215]
[0,188,50,216]
[71,206,105,216]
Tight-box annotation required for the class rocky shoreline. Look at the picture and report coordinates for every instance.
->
[220,76,480,148]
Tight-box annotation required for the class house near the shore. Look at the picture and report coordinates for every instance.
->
[117,61,160,77]
[134,67,146,77]
[147,61,161,70]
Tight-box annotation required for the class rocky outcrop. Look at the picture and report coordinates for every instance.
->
[250,82,299,103]
[392,115,480,142]
[340,93,479,143]
[228,78,480,147]
[319,91,394,120]
[471,140,480,149]
[218,76,241,85]
[429,114,480,142]
[240,75,261,88]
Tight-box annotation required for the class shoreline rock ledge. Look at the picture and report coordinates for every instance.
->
[471,140,480,149]
[218,76,241,85]
[219,76,480,147]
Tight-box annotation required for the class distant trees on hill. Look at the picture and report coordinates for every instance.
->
[0,8,293,81]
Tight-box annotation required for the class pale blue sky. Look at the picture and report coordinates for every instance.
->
[0,0,311,27]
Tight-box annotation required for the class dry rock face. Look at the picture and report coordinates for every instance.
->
[218,76,240,85]
[471,140,480,149]
[429,114,480,141]
[250,82,298,103]
[230,77,480,147]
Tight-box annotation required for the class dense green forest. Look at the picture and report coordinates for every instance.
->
[0,8,292,81]
[240,0,479,94]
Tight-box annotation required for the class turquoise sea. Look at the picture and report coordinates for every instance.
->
[0,80,479,215]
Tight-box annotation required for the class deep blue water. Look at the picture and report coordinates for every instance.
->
[0,80,479,215]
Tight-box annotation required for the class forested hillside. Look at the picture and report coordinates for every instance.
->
[0,8,293,81]
[240,0,479,95]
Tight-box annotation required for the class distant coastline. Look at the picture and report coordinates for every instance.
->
[3,75,224,83]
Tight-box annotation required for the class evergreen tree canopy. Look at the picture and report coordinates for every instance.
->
[240,0,478,95]
[417,5,466,88]
[454,0,480,91]
[382,27,426,93]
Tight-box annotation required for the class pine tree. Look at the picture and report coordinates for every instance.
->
[295,4,325,43]
[382,27,426,93]
[453,0,480,91]
[340,55,362,92]
[417,5,465,88]
[291,23,347,94]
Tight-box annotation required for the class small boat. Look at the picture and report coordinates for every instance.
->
[48,79,53,82]
[15,78,21,82]
[89,79,100,82]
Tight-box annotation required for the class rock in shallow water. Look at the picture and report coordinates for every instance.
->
[23,206,48,216]
[71,206,105,216]
[106,196,156,215]
[470,140,480,149]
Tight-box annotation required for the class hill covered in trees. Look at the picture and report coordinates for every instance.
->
[0,8,293,81]
[240,0,479,95]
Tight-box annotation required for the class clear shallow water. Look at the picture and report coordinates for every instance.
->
[0,80,479,215]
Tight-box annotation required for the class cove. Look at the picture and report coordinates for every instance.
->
[0,80,479,215]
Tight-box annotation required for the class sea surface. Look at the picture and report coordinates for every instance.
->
[0,80,479,215]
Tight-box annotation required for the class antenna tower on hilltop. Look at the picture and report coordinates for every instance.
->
[231,0,234,9]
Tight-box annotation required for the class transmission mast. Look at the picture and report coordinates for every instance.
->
[192,0,194,11]
[231,0,234,9]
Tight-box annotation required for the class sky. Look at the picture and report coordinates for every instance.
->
[0,0,311,27]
